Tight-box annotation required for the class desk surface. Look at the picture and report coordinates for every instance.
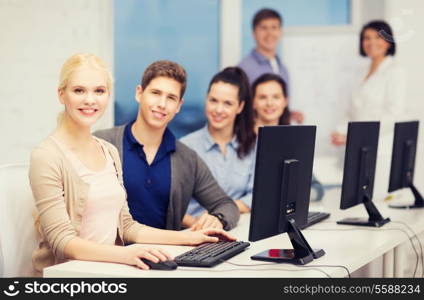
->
[44,189,423,278]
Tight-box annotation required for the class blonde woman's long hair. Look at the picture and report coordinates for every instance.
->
[57,53,113,124]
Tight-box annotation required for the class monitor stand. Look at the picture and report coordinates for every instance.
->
[389,183,424,209]
[337,194,391,227]
[251,218,325,265]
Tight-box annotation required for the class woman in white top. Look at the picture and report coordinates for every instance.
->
[331,20,405,145]
[29,53,234,273]
[331,20,406,200]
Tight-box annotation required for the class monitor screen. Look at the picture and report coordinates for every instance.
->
[388,121,419,192]
[337,121,390,227]
[387,121,423,209]
[340,122,379,210]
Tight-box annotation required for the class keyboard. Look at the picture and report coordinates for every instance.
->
[174,241,250,267]
[300,211,330,229]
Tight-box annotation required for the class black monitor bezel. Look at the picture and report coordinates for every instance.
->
[340,121,380,210]
[248,125,316,242]
[388,121,419,192]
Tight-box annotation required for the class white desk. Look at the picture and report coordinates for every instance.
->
[44,189,423,278]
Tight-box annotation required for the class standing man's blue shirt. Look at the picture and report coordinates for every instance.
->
[180,126,256,216]
[122,121,175,229]
[239,49,290,96]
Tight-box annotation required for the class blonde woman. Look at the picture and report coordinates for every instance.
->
[29,53,234,275]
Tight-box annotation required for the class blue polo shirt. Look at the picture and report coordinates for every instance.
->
[122,121,175,229]
[238,49,290,96]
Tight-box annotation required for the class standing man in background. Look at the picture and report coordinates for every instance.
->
[239,8,304,124]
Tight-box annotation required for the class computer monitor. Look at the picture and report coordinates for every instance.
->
[388,121,423,209]
[248,125,325,265]
[337,121,390,227]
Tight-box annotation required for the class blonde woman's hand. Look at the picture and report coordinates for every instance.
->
[182,228,236,246]
[120,244,173,270]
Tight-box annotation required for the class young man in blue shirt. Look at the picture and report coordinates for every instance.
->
[95,60,240,231]
[238,8,304,124]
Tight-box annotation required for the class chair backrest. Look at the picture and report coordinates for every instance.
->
[0,164,38,277]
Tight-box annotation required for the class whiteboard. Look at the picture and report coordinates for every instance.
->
[282,31,365,157]
[0,0,113,164]
[282,30,424,191]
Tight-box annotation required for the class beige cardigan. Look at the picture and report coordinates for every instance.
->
[29,136,145,275]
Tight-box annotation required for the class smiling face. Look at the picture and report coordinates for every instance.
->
[135,76,183,130]
[253,18,282,55]
[205,82,244,132]
[58,65,109,128]
[253,80,287,125]
[362,28,391,60]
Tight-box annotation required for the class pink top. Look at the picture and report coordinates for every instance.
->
[51,136,125,245]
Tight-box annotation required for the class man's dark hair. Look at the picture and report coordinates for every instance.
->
[141,60,187,98]
[252,8,282,30]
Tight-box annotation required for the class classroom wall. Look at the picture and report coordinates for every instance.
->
[0,0,113,165]
[385,0,424,191]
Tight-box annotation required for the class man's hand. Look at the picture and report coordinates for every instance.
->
[190,212,223,231]
[182,214,197,228]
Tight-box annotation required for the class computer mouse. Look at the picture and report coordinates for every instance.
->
[141,259,178,270]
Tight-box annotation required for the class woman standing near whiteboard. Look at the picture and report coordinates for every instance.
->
[331,20,406,199]
[331,20,405,146]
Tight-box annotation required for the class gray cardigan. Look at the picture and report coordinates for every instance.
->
[94,125,240,231]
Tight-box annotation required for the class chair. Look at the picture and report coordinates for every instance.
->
[0,164,38,277]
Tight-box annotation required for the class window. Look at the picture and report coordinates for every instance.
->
[114,0,219,136]
[242,0,351,56]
